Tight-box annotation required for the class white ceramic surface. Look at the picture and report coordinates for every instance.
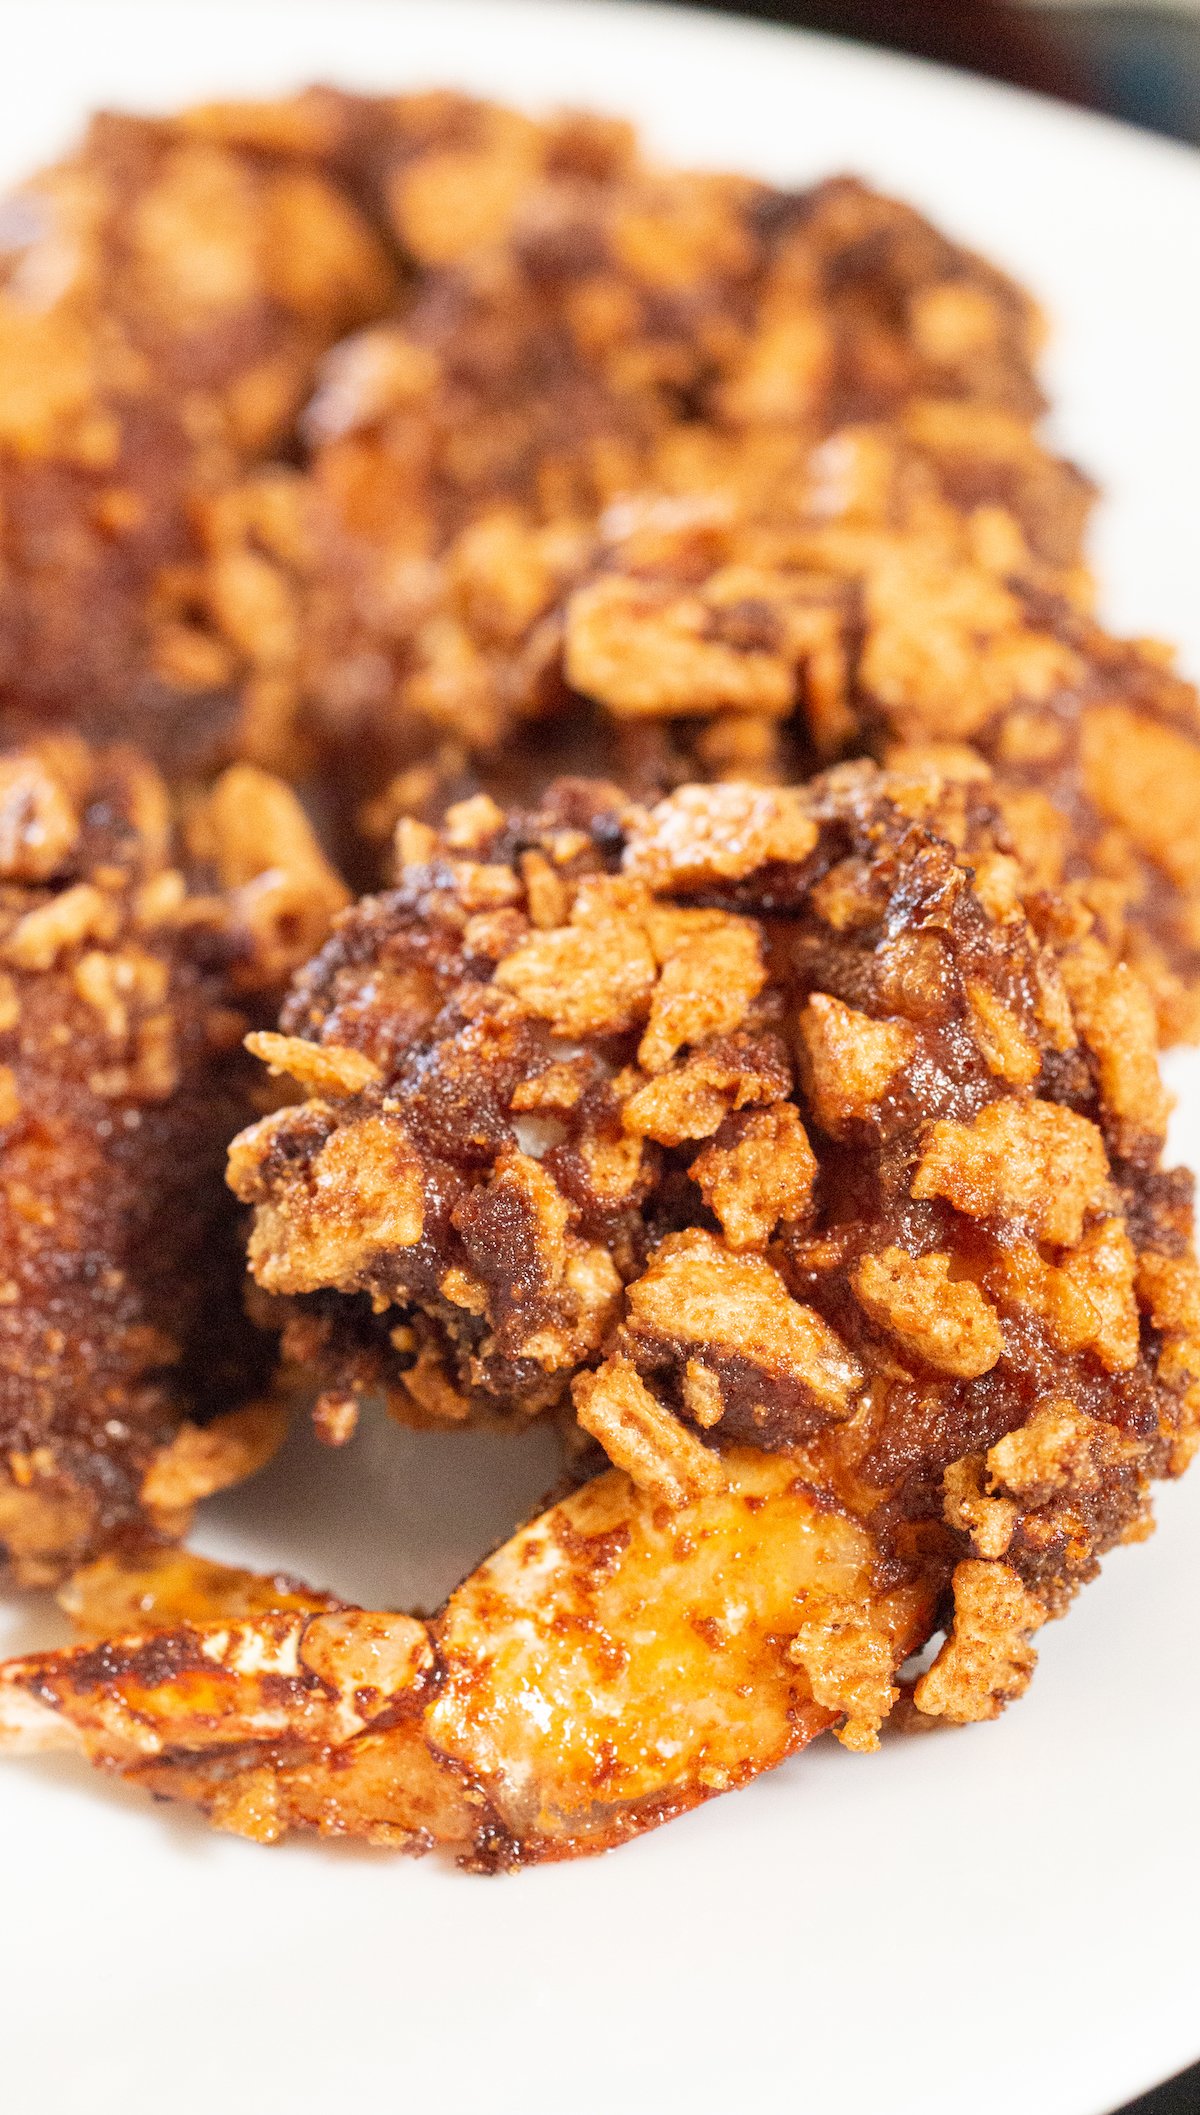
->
[1,7,1198,2113]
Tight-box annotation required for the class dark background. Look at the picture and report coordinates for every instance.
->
[661,0,1200,143]
[653,5,1199,2114]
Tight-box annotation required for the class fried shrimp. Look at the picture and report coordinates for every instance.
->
[7,85,1061,791]
[298,149,1090,812]
[0,786,1193,1861]
[558,494,1200,1042]
[0,94,397,777]
[2,84,1195,1036]
[223,769,1197,1714]
[0,735,346,1583]
[0,1448,934,1863]
[0,88,1197,1868]
[0,764,1193,1855]
[275,96,1200,1034]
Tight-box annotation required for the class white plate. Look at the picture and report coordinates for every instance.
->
[2,7,1199,2113]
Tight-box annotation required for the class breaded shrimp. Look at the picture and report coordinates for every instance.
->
[0,1448,933,1863]
[0,735,346,1582]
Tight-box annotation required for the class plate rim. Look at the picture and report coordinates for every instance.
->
[1,8,1199,2115]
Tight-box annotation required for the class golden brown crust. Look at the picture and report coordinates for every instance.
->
[0,736,344,1580]
[554,504,1200,1041]
[0,89,1064,797]
[11,86,1196,1040]
[0,96,399,776]
[297,146,1085,817]
[0,86,1198,1861]
[9,761,1186,1851]
[229,765,1198,1722]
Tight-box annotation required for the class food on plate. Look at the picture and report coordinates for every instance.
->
[261,88,1200,1040]
[298,129,1092,813]
[560,491,1200,1043]
[0,81,1198,1868]
[0,86,1093,799]
[229,766,1184,1478]
[4,83,1195,1042]
[0,736,346,1583]
[0,94,396,777]
[3,762,1194,1858]
[0,1449,935,1863]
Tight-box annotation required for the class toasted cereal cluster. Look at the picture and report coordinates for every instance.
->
[0,90,1078,776]
[297,138,1091,803]
[14,85,1197,1040]
[227,768,1200,1720]
[0,735,347,1582]
[0,92,397,777]
[276,93,1200,1029]
[561,491,1200,1041]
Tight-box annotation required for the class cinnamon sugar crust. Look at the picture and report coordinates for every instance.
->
[229,767,1200,1720]
[0,735,346,1581]
[0,78,1192,1722]
[6,85,1197,1042]
[0,92,399,777]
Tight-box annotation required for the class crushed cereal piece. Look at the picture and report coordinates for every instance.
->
[788,1600,901,1752]
[914,1561,1046,1722]
[912,1099,1110,1246]
[797,994,914,1137]
[624,782,818,889]
[637,913,764,1073]
[852,1247,1004,1378]
[0,736,342,1582]
[245,1030,383,1098]
[690,1103,817,1249]
[573,1354,726,1506]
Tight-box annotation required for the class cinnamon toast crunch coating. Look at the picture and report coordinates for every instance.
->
[229,768,1198,1712]
[561,501,1200,1040]
[0,736,347,1583]
[300,142,1090,805]
[3,83,1193,1048]
[0,82,1069,788]
[0,94,398,777]
[0,85,1075,795]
